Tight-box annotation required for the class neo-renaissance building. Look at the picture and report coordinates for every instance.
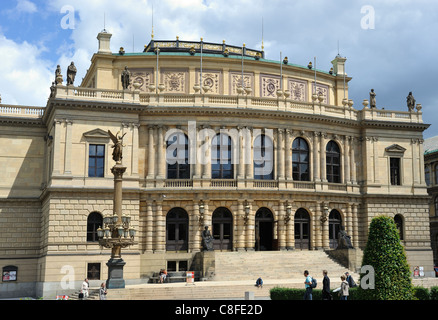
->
[0,30,434,298]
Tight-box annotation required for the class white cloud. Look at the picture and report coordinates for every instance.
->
[14,0,37,14]
[0,34,53,106]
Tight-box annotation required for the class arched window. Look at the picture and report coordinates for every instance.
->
[329,209,342,249]
[394,214,404,240]
[326,140,341,183]
[87,212,103,242]
[212,133,233,179]
[292,137,310,181]
[166,208,189,251]
[254,134,274,180]
[166,132,190,179]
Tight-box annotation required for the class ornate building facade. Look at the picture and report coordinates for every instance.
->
[0,31,434,298]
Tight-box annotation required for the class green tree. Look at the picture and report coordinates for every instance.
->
[359,215,414,300]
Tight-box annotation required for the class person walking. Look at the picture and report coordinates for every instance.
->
[99,282,107,300]
[322,270,332,300]
[339,275,349,300]
[303,270,313,300]
[81,278,89,300]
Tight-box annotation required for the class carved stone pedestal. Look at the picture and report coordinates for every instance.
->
[106,257,126,289]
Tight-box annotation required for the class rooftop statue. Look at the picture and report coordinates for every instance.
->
[108,130,127,163]
[66,62,77,86]
[121,66,131,90]
[407,92,416,111]
[369,89,376,108]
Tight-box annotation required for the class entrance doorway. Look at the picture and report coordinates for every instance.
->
[255,208,274,251]
[212,207,233,251]
[294,208,310,250]
[329,209,342,249]
[166,208,189,251]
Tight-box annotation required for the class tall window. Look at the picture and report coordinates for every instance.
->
[212,133,233,179]
[394,214,404,240]
[166,208,189,251]
[254,134,274,180]
[390,157,401,185]
[434,164,438,184]
[87,212,103,242]
[326,140,341,183]
[292,137,310,181]
[166,132,190,179]
[89,144,105,177]
[425,165,430,186]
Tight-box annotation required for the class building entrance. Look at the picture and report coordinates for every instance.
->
[212,207,233,251]
[255,208,274,251]
[294,208,310,250]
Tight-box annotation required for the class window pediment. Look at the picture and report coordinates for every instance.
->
[83,128,110,142]
[385,144,406,154]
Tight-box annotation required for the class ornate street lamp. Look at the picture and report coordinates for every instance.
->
[97,130,137,289]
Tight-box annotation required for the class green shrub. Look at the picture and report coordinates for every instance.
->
[270,287,322,300]
[358,215,414,300]
[413,287,429,300]
[430,286,438,300]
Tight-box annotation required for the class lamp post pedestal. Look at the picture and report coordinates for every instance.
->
[106,257,126,289]
[98,132,137,290]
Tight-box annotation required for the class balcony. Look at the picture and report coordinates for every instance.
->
[26,85,423,125]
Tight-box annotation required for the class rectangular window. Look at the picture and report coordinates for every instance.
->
[89,144,105,177]
[390,157,401,185]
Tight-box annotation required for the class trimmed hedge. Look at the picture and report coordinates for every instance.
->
[271,286,438,300]
[358,216,414,300]
[270,287,361,300]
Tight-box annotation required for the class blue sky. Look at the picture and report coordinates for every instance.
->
[1,0,437,138]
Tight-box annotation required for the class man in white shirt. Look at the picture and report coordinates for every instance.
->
[81,278,89,299]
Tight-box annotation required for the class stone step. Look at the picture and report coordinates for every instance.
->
[212,251,352,281]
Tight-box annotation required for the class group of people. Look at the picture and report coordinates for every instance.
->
[79,278,108,300]
[304,270,357,300]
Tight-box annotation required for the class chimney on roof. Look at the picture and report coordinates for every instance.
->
[97,31,112,54]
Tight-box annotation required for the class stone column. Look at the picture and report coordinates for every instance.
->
[277,129,285,180]
[285,129,293,180]
[245,201,254,250]
[278,201,286,250]
[245,127,254,180]
[236,200,245,250]
[285,202,294,250]
[64,120,73,175]
[155,201,165,252]
[350,137,357,183]
[344,136,350,184]
[346,203,352,235]
[191,202,201,252]
[146,202,153,252]
[147,126,155,179]
[322,203,330,249]
[352,204,359,248]
[131,123,140,177]
[315,203,322,249]
[313,132,320,182]
[52,119,63,175]
[157,126,165,179]
[320,132,327,182]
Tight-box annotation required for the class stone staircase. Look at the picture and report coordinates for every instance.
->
[105,250,359,300]
[212,250,355,281]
